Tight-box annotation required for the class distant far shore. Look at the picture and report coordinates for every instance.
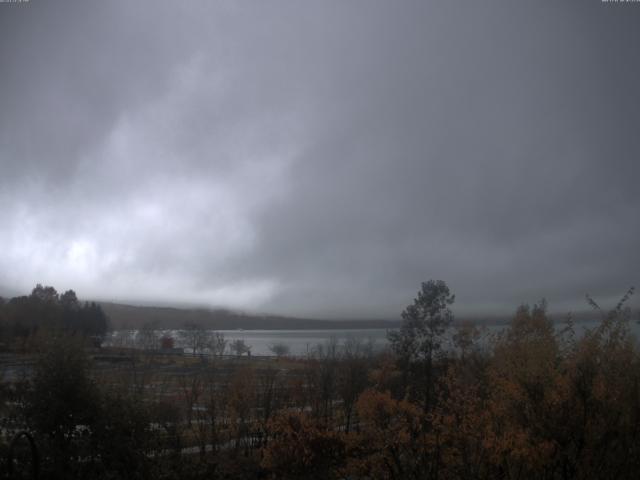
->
[99,301,614,331]
[99,301,401,331]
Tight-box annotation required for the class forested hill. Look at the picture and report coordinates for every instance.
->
[99,302,401,330]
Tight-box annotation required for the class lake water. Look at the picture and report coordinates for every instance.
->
[110,328,391,356]
[215,329,390,356]
[108,319,640,356]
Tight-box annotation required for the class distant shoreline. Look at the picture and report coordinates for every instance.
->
[100,301,619,331]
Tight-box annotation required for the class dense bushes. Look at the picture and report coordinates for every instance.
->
[17,338,154,479]
[259,284,640,480]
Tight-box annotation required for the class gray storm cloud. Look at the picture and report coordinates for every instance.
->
[1,1,638,318]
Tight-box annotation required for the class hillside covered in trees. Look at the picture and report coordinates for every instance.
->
[100,302,400,331]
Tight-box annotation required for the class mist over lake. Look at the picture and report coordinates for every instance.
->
[108,319,640,356]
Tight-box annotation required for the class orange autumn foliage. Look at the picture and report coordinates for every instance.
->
[258,292,640,480]
[343,389,437,479]
[261,411,345,479]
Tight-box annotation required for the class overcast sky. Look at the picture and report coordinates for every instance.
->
[1,1,639,318]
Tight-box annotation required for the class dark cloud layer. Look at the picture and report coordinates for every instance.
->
[1,1,639,318]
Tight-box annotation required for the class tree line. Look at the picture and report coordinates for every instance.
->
[0,280,638,479]
[0,285,109,350]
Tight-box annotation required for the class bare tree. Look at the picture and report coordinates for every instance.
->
[268,342,290,358]
[207,331,227,356]
[200,363,228,454]
[227,366,256,455]
[179,321,210,355]
[230,338,251,357]
[305,337,339,424]
[179,372,203,428]
[338,337,370,432]
[137,321,160,350]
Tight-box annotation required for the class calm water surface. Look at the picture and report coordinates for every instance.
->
[109,319,640,356]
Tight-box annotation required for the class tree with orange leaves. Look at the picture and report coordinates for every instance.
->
[344,388,437,479]
[261,411,345,479]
